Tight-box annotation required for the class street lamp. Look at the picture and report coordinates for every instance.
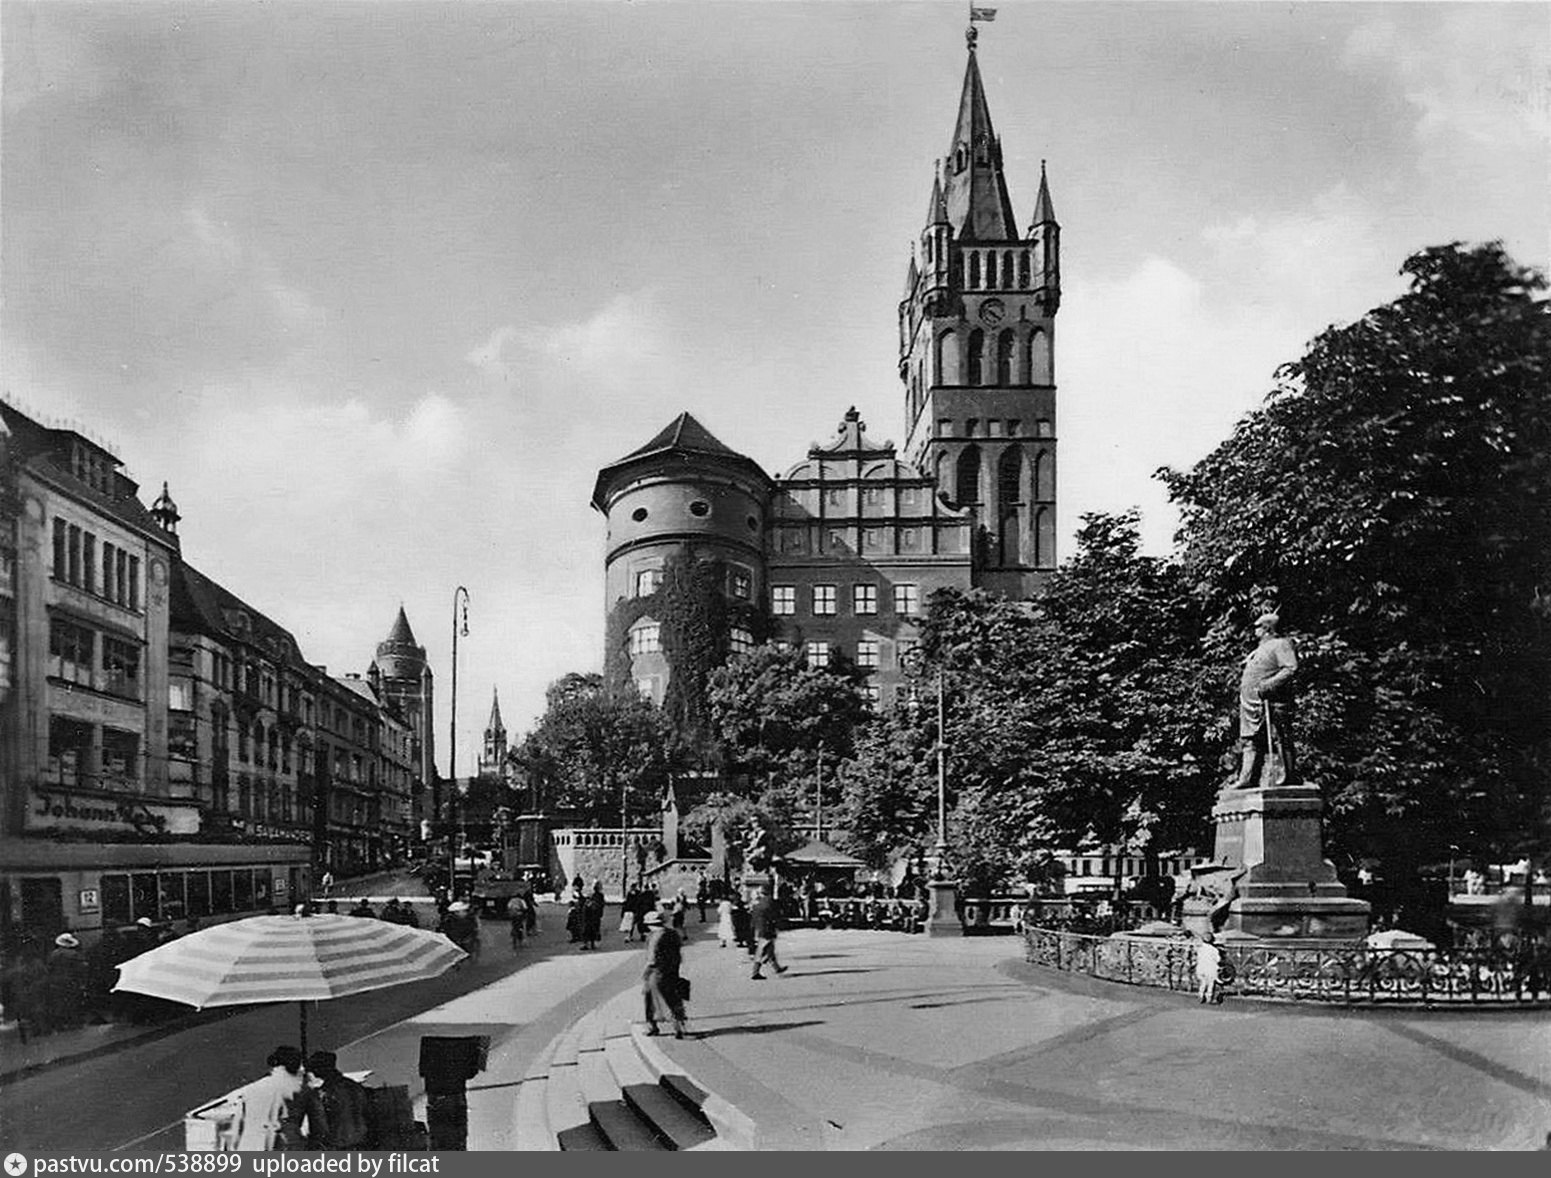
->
[448,586,469,897]
[903,647,957,935]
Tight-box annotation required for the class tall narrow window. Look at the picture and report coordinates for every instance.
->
[996,330,1015,385]
[67,524,81,586]
[968,252,980,289]
[53,520,67,579]
[128,556,139,610]
[1019,251,1031,288]
[984,252,996,288]
[83,533,96,594]
[966,329,984,385]
[956,445,982,505]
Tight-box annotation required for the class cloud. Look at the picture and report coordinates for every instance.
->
[465,325,521,382]
[523,289,670,379]
[186,204,326,336]
[1343,12,1550,151]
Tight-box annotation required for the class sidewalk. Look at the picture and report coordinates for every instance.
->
[633,927,1551,1150]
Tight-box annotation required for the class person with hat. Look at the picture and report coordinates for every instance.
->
[46,932,87,1030]
[640,909,688,1039]
[1195,930,1224,1005]
[306,1050,373,1150]
[1234,611,1299,790]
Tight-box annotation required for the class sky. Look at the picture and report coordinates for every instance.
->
[3,1,1547,767]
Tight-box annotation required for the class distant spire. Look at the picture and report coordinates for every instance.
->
[1030,158,1057,227]
[486,686,504,734]
[150,481,181,535]
[925,164,949,227]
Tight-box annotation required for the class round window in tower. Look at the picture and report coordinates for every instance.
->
[688,500,711,518]
[631,507,649,522]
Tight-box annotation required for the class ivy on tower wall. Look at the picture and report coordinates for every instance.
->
[605,544,768,748]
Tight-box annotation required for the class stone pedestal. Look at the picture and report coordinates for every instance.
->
[924,878,960,937]
[1190,784,1369,941]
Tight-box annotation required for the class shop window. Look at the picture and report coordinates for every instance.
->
[233,869,254,911]
[186,872,211,919]
[101,728,139,785]
[160,874,186,922]
[47,716,93,787]
[132,872,159,922]
[102,874,131,926]
[211,870,233,914]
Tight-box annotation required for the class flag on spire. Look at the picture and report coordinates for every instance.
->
[970,6,998,21]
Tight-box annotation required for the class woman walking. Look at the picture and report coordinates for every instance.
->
[640,911,687,1039]
[716,896,735,948]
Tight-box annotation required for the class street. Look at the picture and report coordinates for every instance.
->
[0,882,582,1153]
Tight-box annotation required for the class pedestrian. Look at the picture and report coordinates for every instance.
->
[45,932,88,1030]
[1195,931,1223,1004]
[565,895,583,943]
[671,888,688,931]
[696,874,709,923]
[582,880,606,950]
[716,896,735,948]
[639,911,688,1040]
[306,1051,372,1150]
[509,903,526,952]
[348,898,375,919]
[731,894,753,956]
[320,871,334,897]
[233,1045,326,1151]
[749,884,787,980]
[620,886,642,942]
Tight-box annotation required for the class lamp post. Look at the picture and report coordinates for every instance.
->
[448,586,469,897]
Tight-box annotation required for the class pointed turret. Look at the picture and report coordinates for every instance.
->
[150,481,181,536]
[942,42,1018,241]
[1030,159,1057,229]
[384,605,418,649]
[925,165,950,227]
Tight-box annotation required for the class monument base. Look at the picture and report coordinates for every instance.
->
[1195,784,1369,941]
[924,879,960,937]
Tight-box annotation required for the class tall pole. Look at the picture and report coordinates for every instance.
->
[448,586,469,896]
[620,773,628,899]
[936,668,947,862]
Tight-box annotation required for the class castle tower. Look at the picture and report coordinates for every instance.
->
[899,31,1060,596]
[478,686,507,779]
[591,413,772,708]
[372,605,434,836]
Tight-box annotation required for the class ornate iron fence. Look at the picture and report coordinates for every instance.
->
[1024,925,1551,1006]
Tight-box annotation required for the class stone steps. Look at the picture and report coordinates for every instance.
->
[511,987,723,1150]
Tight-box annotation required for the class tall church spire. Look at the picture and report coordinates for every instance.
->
[942,39,1017,241]
[486,686,504,734]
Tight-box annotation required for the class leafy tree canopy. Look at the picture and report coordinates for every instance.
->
[1159,242,1551,870]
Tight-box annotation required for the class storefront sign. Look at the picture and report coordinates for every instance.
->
[27,788,196,836]
[78,888,101,914]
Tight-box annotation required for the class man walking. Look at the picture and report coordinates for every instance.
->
[749,884,787,980]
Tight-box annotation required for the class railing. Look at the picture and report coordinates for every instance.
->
[1024,925,1551,1006]
[808,897,927,933]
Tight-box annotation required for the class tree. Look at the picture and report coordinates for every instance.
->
[835,703,938,869]
[512,672,673,828]
[903,513,1219,885]
[1158,242,1551,874]
[706,642,872,815]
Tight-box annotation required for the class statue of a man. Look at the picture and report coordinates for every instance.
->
[1233,612,1299,790]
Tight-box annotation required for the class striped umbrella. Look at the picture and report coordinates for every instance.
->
[113,911,467,1057]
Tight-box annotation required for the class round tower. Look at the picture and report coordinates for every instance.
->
[590,412,772,705]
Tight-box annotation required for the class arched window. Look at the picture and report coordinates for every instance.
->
[1036,507,1056,568]
[968,252,981,289]
[1003,252,1015,288]
[956,445,982,505]
[998,445,1024,506]
[935,329,959,385]
[1034,448,1055,500]
[1026,328,1051,385]
[1019,251,1031,289]
[966,329,984,385]
[984,252,996,288]
[996,330,1015,385]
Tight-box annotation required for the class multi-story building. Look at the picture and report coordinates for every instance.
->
[315,673,385,876]
[167,558,318,848]
[594,36,1060,710]
[0,400,311,945]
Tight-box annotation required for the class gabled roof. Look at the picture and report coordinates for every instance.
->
[170,560,310,670]
[941,46,1018,242]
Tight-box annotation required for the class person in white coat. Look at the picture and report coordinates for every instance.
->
[1195,931,1223,1005]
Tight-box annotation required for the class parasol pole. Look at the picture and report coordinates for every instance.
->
[299,1000,309,1062]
